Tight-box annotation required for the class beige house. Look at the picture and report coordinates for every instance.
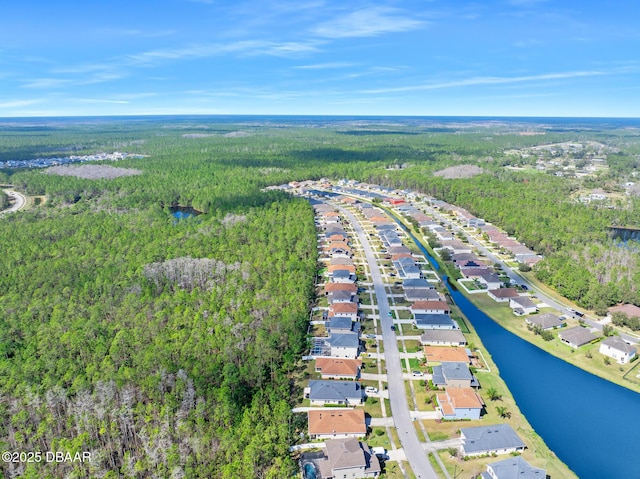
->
[317,438,381,479]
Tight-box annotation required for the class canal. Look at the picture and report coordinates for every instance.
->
[396,219,640,479]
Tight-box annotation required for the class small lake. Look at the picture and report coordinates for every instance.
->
[170,206,201,220]
[395,220,640,479]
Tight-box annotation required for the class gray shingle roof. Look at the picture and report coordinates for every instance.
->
[486,456,546,479]
[414,313,457,329]
[328,332,360,348]
[308,380,362,402]
[420,329,467,345]
[601,336,636,354]
[558,326,598,347]
[461,424,525,455]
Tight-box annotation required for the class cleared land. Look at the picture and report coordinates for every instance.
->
[44,164,142,179]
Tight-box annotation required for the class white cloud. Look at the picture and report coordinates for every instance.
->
[294,62,356,69]
[126,40,319,66]
[21,78,71,89]
[0,99,43,109]
[363,70,607,94]
[74,98,130,104]
[313,7,425,38]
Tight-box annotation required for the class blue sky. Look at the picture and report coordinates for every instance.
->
[1,0,639,117]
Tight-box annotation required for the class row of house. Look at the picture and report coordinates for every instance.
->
[307,199,380,479]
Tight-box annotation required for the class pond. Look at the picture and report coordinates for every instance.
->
[169,205,201,219]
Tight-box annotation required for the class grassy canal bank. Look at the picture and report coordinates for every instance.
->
[380,205,578,479]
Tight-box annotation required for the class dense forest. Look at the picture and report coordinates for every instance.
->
[0,116,639,477]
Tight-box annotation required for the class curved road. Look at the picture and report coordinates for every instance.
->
[337,205,438,479]
[0,189,27,215]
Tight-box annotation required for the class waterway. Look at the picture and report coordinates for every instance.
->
[396,220,640,479]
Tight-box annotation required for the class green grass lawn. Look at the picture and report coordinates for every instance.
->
[466,292,640,394]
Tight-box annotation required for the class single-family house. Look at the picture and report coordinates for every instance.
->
[410,300,451,315]
[316,438,381,479]
[315,358,362,379]
[487,288,519,302]
[402,278,433,290]
[331,269,356,284]
[328,316,358,334]
[609,303,640,319]
[328,263,356,274]
[525,313,565,330]
[481,456,546,479]
[388,245,411,256]
[324,283,357,296]
[424,346,470,364]
[308,409,367,440]
[329,302,359,320]
[327,333,360,358]
[599,336,637,364]
[460,424,526,457]
[431,362,479,388]
[558,327,598,348]
[393,257,422,279]
[441,240,473,255]
[414,313,458,330]
[305,380,363,406]
[420,330,467,347]
[436,387,484,420]
[459,267,493,279]
[405,289,442,301]
[478,274,502,291]
[509,296,538,315]
[451,253,481,265]
[328,289,355,304]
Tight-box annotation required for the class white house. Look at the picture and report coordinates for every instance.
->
[599,336,637,364]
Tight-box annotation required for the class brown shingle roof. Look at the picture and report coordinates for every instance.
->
[315,358,362,377]
[411,300,450,311]
[329,264,356,273]
[488,288,519,298]
[424,346,470,363]
[308,409,366,436]
[324,283,358,294]
[330,302,358,314]
[609,304,640,318]
[437,387,484,410]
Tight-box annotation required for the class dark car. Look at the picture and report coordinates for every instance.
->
[521,284,528,290]
[390,325,396,331]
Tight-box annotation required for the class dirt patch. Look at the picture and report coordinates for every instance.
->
[44,165,143,179]
[433,165,485,179]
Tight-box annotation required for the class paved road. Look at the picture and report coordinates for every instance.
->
[0,189,26,215]
[337,205,439,479]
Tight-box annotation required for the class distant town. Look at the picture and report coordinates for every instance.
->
[0,152,146,169]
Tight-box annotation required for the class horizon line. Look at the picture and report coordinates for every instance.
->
[1,113,639,121]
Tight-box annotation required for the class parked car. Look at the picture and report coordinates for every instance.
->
[366,334,376,339]
[411,371,423,377]
[390,325,396,331]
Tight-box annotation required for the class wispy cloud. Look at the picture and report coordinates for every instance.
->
[126,40,320,66]
[507,0,548,6]
[95,28,176,38]
[22,78,71,89]
[74,98,129,104]
[313,7,425,38]
[0,99,43,109]
[363,70,607,94]
[294,61,356,69]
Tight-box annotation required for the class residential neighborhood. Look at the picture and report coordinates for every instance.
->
[286,180,571,479]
